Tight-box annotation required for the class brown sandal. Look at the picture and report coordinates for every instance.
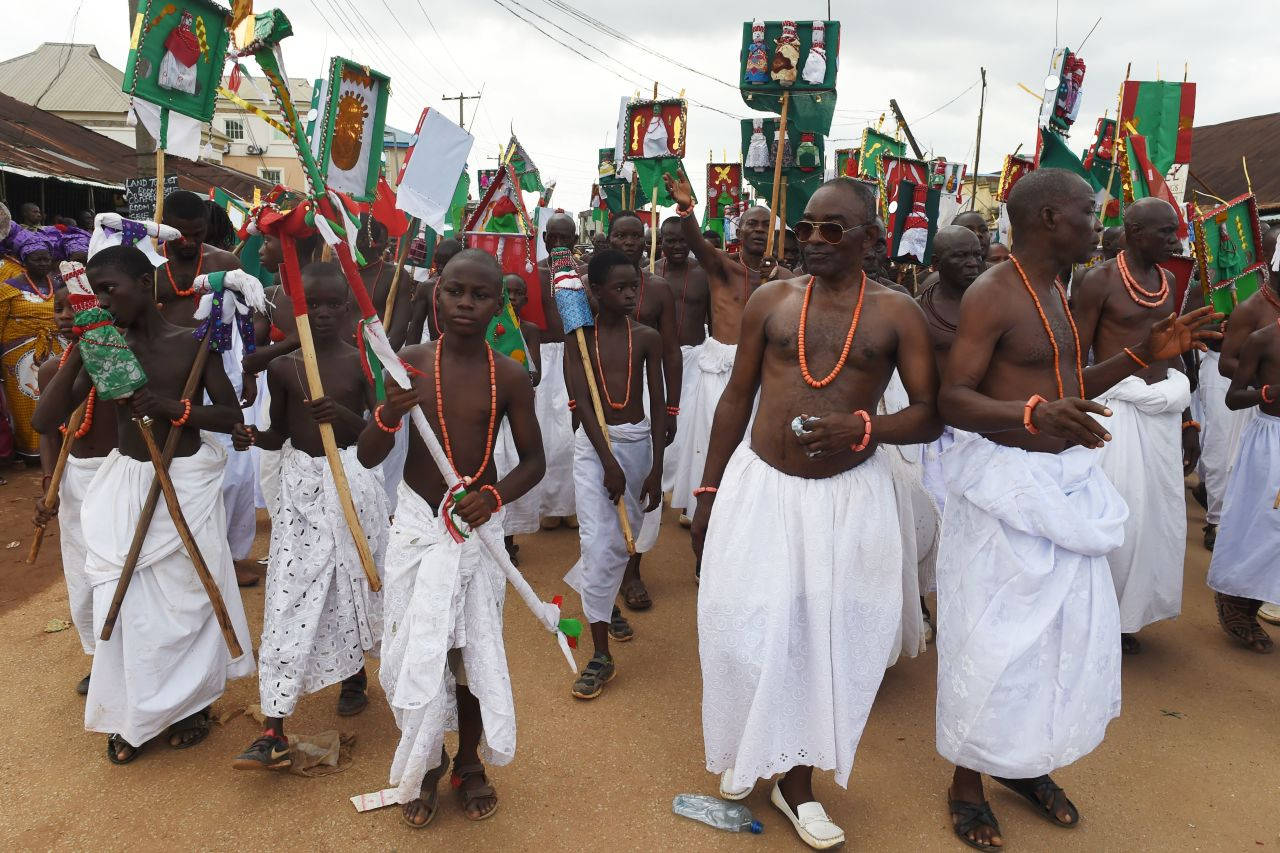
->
[451,762,499,821]
[1216,592,1274,653]
[401,746,448,828]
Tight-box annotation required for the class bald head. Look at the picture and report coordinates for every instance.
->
[934,224,981,256]
[544,212,577,252]
[1006,168,1093,232]
[1123,197,1182,264]
[933,225,984,291]
[1100,225,1126,260]
[1005,168,1100,265]
[950,210,991,254]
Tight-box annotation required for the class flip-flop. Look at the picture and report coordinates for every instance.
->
[948,795,1002,851]
[992,775,1079,828]
[770,782,845,850]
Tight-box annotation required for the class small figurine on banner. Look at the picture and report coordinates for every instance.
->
[796,133,820,172]
[642,111,670,159]
[744,19,769,85]
[158,11,203,94]
[770,20,801,87]
[802,20,828,85]
[60,262,147,400]
[745,119,770,170]
[774,129,794,168]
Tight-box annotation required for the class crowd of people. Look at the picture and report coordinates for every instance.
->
[25,169,1278,849]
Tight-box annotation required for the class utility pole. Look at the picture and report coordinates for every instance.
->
[888,99,924,160]
[969,68,987,212]
[441,92,481,129]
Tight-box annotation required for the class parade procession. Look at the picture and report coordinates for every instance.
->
[2,1,1279,849]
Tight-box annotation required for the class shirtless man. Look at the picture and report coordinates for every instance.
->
[935,169,1218,849]
[986,241,1010,265]
[694,178,941,849]
[533,214,580,527]
[1071,198,1199,655]
[607,212,681,610]
[918,210,994,293]
[662,172,792,524]
[1101,225,1127,261]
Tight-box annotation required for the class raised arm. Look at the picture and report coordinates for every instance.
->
[664,172,726,275]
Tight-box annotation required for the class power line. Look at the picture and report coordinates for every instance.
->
[413,0,479,90]
[374,0,464,93]
[908,79,981,125]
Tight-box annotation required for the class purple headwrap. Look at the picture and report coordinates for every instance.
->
[56,226,90,259]
[9,227,58,262]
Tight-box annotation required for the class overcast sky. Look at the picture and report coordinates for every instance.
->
[4,1,1273,215]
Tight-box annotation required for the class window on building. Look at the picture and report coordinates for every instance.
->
[224,118,245,141]
[259,168,282,184]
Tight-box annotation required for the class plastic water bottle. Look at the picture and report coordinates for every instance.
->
[672,793,764,834]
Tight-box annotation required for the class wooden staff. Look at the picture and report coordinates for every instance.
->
[381,224,414,331]
[101,334,213,641]
[133,416,243,657]
[776,176,789,254]
[969,68,986,212]
[572,327,635,553]
[764,91,791,259]
[27,398,88,563]
[648,184,659,274]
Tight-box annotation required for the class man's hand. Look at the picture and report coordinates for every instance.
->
[231,423,257,451]
[1142,306,1224,362]
[455,490,493,527]
[602,456,626,503]
[128,386,181,422]
[381,383,419,424]
[795,412,872,457]
[1182,426,1202,476]
[641,467,662,512]
[759,255,780,281]
[690,493,714,561]
[304,395,339,425]
[240,373,258,408]
[34,496,58,527]
[663,172,694,210]
[1031,398,1113,449]
[664,418,677,447]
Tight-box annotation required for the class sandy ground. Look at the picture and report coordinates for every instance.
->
[0,462,1277,852]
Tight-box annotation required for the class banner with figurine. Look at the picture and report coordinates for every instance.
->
[1038,48,1086,136]
[857,129,904,181]
[739,19,840,135]
[313,57,391,202]
[623,99,687,160]
[1192,193,1269,317]
[124,0,231,122]
[740,117,824,226]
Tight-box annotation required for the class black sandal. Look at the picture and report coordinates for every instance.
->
[621,577,652,611]
[451,762,498,821]
[992,775,1079,827]
[608,606,634,642]
[948,796,1001,851]
[402,746,448,829]
[167,709,211,750]
[106,733,140,765]
[337,670,369,716]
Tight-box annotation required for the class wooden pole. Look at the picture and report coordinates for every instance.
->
[27,399,88,563]
[765,91,791,258]
[154,107,168,222]
[889,98,925,160]
[969,68,987,212]
[649,185,659,274]
[381,226,413,330]
[101,335,214,641]
[776,176,789,256]
[133,417,243,658]
[1103,63,1132,216]
[573,329,635,553]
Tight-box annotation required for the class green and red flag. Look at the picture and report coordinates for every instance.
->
[1191,193,1267,316]
[835,147,859,178]
[1119,81,1195,176]
[1037,127,1102,192]
[858,129,904,180]
[1124,132,1187,237]
[505,135,544,193]
[741,117,824,226]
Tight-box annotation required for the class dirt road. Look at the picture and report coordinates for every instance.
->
[0,464,1275,851]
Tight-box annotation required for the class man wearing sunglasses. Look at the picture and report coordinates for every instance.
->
[934,169,1220,850]
[691,177,942,849]
[662,173,794,528]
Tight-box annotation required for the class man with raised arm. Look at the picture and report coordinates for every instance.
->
[693,178,941,849]
[935,169,1219,850]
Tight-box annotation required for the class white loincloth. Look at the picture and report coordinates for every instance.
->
[256,376,281,516]
[1199,349,1256,524]
[380,427,409,515]
[494,419,542,537]
[1207,412,1280,602]
[923,427,963,515]
[535,341,576,518]
[252,373,268,510]
[670,338,738,511]
[663,342,703,493]
[880,370,941,603]
[60,454,106,655]
[380,483,513,805]
[83,439,254,747]
[564,421,651,624]
[700,446,904,790]
[935,437,1126,778]
[1096,371,1191,632]
[258,443,389,717]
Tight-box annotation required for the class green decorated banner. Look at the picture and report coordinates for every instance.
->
[1192,194,1266,317]
[631,158,691,208]
[506,135,543,193]
[740,118,824,226]
[124,0,232,122]
[1119,81,1195,176]
[858,130,905,180]
[739,19,840,135]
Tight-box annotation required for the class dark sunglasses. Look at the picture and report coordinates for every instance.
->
[795,219,871,245]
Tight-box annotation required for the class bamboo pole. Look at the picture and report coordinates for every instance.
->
[101,334,214,641]
[969,68,986,212]
[776,176,789,256]
[27,398,89,563]
[381,225,413,331]
[765,91,791,259]
[133,416,243,657]
[649,184,659,274]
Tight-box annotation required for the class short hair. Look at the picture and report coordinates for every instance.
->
[825,177,877,221]
[86,244,152,281]
[1006,168,1090,232]
[444,247,502,284]
[205,200,236,250]
[609,210,643,234]
[165,189,208,222]
[660,216,684,231]
[301,260,344,283]
[588,248,632,285]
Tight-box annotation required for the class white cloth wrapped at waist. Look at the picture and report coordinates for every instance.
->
[61,454,107,655]
[700,445,904,791]
[935,436,1126,778]
[1095,370,1191,633]
[670,338,741,512]
[535,341,576,518]
[1208,412,1280,603]
[380,482,514,805]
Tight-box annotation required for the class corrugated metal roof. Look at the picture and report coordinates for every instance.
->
[1187,113,1280,211]
[0,43,132,114]
[0,91,271,199]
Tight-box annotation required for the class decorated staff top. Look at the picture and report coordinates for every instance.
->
[60,261,148,401]
[1192,193,1269,317]
[624,99,687,160]
[312,57,391,203]
[740,19,840,135]
[1038,48,1086,136]
[124,0,232,122]
[88,213,181,266]
[549,247,591,335]
[191,270,268,355]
